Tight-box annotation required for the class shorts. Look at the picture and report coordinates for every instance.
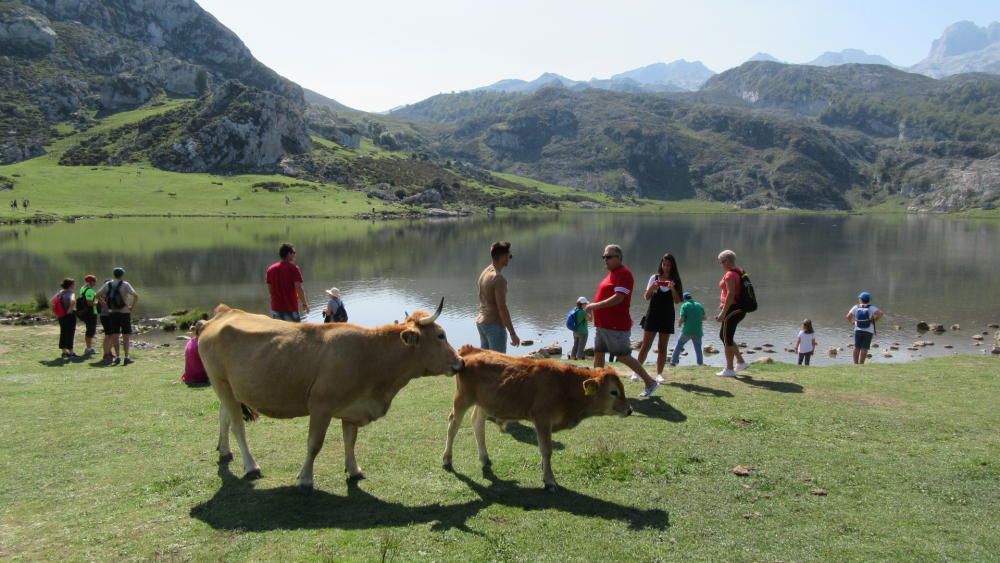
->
[854,330,874,350]
[108,312,132,335]
[594,328,632,357]
[82,313,98,338]
[100,315,113,334]
[271,310,301,322]
[477,323,507,353]
[719,306,745,346]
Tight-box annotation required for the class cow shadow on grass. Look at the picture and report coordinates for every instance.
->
[667,382,734,398]
[191,463,667,533]
[502,422,565,451]
[631,396,686,422]
[734,375,804,394]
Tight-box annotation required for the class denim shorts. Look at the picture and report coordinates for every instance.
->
[271,310,301,322]
[477,323,507,353]
[594,328,632,356]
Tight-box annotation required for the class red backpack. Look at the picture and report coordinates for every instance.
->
[50,292,68,318]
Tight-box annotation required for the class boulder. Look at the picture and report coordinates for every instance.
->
[99,73,157,111]
[828,347,838,356]
[929,323,946,334]
[0,6,57,56]
[988,323,999,329]
[972,334,984,341]
[751,356,773,365]
[703,344,719,354]
[951,324,961,331]
[402,189,443,208]
[916,321,930,332]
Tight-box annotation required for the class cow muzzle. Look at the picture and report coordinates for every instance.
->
[450,357,465,375]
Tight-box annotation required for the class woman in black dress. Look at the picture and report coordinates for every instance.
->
[636,253,683,381]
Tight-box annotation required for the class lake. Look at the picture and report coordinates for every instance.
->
[2,213,998,367]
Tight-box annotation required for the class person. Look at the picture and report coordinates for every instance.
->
[323,287,347,323]
[97,278,116,364]
[636,253,683,382]
[846,292,883,364]
[584,244,659,397]
[715,249,747,378]
[96,267,139,366]
[78,274,99,355]
[475,241,519,352]
[568,296,592,360]
[795,319,817,366]
[671,291,706,367]
[265,242,309,322]
[53,278,77,358]
[181,321,209,387]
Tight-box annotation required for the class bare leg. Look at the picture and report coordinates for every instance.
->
[725,345,737,370]
[858,348,868,364]
[656,332,670,374]
[471,406,491,467]
[636,330,656,365]
[297,411,333,490]
[618,354,655,387]
[534,420,558,491]
[123,334,131,357]
[342,420,364,479]
[593,351,606,368]
[442,399,472,470]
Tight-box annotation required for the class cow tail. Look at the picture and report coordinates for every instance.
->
[240,403,259,422]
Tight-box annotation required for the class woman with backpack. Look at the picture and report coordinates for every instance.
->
[715,249,748,378]
[322,287,348,323]
[52,278,78,359]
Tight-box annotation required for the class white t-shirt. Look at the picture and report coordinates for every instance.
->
[849,304,881,334]
[646,274,673,293]
[797,330,816,353]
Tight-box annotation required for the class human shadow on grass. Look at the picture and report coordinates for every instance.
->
[667,381,734,398]
[191,462,667,533]
[734,374,804,394]
[630,396,686,422]
[501,421,565,451]
[38,356,87,367]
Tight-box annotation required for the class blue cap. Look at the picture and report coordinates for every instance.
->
[113,267,125,277]
[858,291,871,302]
[682,291,692,300]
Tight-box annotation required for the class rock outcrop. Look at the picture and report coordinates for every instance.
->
[0,4,57,55]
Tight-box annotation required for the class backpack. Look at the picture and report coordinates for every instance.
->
[76,287,92,319]
[733,269,758,313]
[565,308,579,331]
[855,304,873,329]
[106,281,127,310]
[332,302,348,323]
[51,292,68,318]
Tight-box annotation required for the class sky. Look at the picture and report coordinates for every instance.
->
[195,0,999,112]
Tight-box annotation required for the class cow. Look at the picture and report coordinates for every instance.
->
[197,299,463,491]
[442,345,632,492]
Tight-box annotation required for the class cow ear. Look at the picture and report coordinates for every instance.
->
[583,379,598,396]
[400,329,420,347]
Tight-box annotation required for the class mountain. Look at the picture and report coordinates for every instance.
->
[0,0,308,168]
[911,21,1000,78]
[610,60,715,91]
[807,49,897,68]
[747,52,781,63]
[303,88,357,114]
[478,73,578,93]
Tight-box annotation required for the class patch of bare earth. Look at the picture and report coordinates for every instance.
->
[806,389,908,408]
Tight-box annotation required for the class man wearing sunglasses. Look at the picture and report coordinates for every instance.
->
[476,241,520,352]
[585,244,660,397]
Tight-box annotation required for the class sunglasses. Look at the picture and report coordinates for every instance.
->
[602,255,620,260]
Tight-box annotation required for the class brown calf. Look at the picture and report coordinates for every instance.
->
[442,345,632,491]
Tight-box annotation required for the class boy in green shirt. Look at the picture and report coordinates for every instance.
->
[569,296,592,360]
[671,291,706,366]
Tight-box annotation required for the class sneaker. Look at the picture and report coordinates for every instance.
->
[736,362,749,372]
[639,382,660,398]
[654,374,666,384]
[630,374,641,382]
[85,348,96,355]
[112,356,121,366]
[123,357,134,366]
[101,354,113,365]
[716,368,737,377]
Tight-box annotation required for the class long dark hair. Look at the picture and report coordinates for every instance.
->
[802,319,814,334]
[656,254,683,293]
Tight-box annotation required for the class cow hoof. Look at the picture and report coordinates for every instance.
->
[297,483,314,494]
[243,468,262,481]
[218,453,233,464]
[481,458,492,469]
[544,483,560,493]
[442,462,454,472]
[347,472,366,482]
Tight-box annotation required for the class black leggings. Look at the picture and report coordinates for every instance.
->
[58,314,76,350]
[798,352,813,366]
[719,306,745,346]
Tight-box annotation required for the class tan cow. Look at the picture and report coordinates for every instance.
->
[442,345,632,491]
[198,299,463,491]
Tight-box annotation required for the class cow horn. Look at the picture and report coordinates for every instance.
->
[417,297,444,326]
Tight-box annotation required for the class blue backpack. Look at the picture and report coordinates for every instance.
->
[855,304,873,329]
[565,308,579,331]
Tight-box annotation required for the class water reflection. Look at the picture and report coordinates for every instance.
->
[2,214,998,366]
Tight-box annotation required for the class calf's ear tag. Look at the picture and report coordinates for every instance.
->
[583,380,596,395]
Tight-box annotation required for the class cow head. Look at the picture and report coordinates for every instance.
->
[583,369,632,417]
[400,298,464,376]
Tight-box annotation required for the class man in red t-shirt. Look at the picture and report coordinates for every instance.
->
[265,242,309,322]
[584,244,659,398]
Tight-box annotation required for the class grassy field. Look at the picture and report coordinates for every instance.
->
[1,324,996,560]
